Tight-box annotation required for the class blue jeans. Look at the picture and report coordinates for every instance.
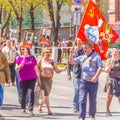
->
[0,84,4,106]
[73,73,80,110]
[16,72,21,103]
[79,79,98,119]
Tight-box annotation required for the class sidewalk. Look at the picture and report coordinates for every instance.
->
[0,71,120,120]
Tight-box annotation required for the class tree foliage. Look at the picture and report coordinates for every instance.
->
[0,0,108,45]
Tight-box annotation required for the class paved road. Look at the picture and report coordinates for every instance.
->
[0,71,120,120]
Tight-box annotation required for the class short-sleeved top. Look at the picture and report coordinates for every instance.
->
[16,55,37,81]
[2,46,16,61]
[61,41,67,48]
[74,52,103,82]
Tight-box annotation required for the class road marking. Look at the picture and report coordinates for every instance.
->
[3,117,22,120]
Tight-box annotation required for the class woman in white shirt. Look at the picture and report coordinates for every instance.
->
[37,48,67,115]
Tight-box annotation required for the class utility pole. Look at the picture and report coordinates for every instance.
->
[71,0,84,37]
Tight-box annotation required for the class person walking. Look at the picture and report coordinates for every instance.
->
[61,38,68,58]
[57,38,62,63]
[104,48,120,116]
[67,38,84,113]
[2,39,16,86]
[15,43,25,103]
[37,47,67,115]
[15,47,40,116]
[0,38,11,108]
[69,41,103,120]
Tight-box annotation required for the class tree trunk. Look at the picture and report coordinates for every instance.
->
[30,4,34,32]
[1,11,11,37]
[17,18,22,43]
[3,22,9,39]
[29,4,35,44]
[17,1,23,43]
[47,0,62,47]
[53,27,59,46]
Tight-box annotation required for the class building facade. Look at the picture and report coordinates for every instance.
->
[95,0,120,22]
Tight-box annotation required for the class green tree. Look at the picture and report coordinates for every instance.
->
[43,0,72,46]
[25,0,44,31]
[8,0,23,42]
[0,1,12,38]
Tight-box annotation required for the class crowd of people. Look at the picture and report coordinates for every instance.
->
[0,38,67,116]
[57,37,74,63]
[0,37,120,120]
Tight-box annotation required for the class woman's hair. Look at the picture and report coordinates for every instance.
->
[106,50,112,59]
[42,47,50,56]
[26,48,31,55]
[19,42,31,55]
[19,42,23,55]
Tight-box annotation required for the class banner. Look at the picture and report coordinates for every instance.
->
[38,35,50,46]
[9,29,18,41]
[38,28,51,46]
[23,31,34,48]
[77,0,119,60]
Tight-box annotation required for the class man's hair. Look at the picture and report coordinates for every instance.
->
[84,41,94,48]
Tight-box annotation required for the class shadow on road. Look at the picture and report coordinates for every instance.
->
[2,104,20,110]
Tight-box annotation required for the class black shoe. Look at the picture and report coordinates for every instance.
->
[106,110,112,116]
[73,108,79,113]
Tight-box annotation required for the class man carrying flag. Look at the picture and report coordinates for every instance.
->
[69,40,103,120]
[72,0,119,120]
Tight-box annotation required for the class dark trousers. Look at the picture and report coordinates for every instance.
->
[79,80,98,119]
[20,78,36,111]
[57,49,62,63]
[9,62,16,83]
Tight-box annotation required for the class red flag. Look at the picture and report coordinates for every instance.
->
[77,0,119,60]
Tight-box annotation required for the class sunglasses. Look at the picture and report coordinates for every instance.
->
[45,51,50,53]
[21,48,25,50]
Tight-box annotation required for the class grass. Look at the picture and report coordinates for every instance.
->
[57,63,67,68]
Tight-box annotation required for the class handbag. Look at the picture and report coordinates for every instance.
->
[34,83,44,106]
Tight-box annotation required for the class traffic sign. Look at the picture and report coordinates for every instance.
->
[71,5,84,12]
[72,0,84,5]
